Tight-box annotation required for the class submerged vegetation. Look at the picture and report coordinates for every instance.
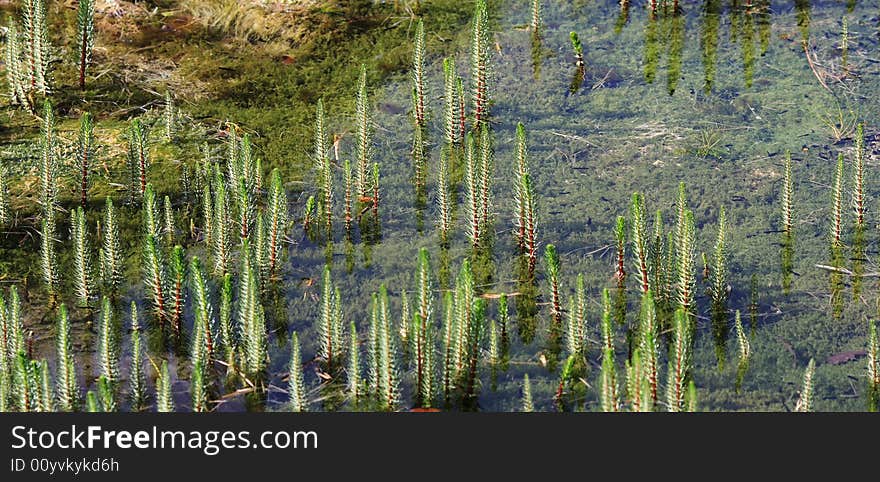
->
[0,0,878,413]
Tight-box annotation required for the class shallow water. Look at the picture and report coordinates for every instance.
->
[4,0,880,412]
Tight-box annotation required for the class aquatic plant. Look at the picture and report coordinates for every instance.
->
[156,360,174,412]
[22,0,50,94]
[518,173,538,274]
[465,134,481,247]
[303,195,316,233]
[99,197,122,296]
[143,184,161,240]
[413,248,435,407]
[128,119,150,199]
[437,147,452,241]
[852,123,865,228]
[288,331,307,412]
[76,0,95,89]
[411,19,427,129]
[235,179,253,240]
[212,167,231,275]
[521,374,534,412]
[39,218,58,298]
[218,273,235,371]
[369,285,400,410]
[638,291,659,403]
[781,151,794,236]
[570,31,584,66]
[54,305,77,412]
[531,0,542,33]
[371,162,380,220]
[710,206,728,367]
[94,375,114,412]
[630,193,650,293]
[599,288,620,412]
[163,91,177,141]
[625,351,650,412]
[76,112,95,208]
[128,302,147,411]
[5,18,27,107]
[795,358,815,412]
[443,58,459,147]
[71,207,93,308]
[565,274,587,356]
[478,124,494,229]
[868,320,879,411]
[831,153,844,248]
[163,196,175,245]
[614,216,626,292]
[343,160,353,238]
[191,257,215,372]
[666,309,691,412]
[317,266,344,371]
[544,244,562,328]
[0,161,9,226]
[355,64,373,200]
[675,184,696,316]
[734,310,750,393]
[238,242,266,380]
[348,320,361,401]
[263,169,287,279]
[97,296,119,385]
[191,359,208,412]
[143,233,168,333]
[470,0,490,128]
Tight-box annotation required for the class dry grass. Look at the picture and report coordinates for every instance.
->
[179,0,323,43]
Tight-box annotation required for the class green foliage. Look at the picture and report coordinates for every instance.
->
[348,320,360,401]
[190,257,215,375]
[369,285,399,410]
[437,147,452,241]
[212,167,231,275]
[570,31,583,56]
[638,291,659,404]
[100,197,122,295]
[442,58,459,147]
[128,302,147,411]
[128,119,150,199]
[411,19,427,128]
[521,374,534,412]
[630,193,650,293]
[355,64,373,199]
[190,360,208,412]
[76,0,95,89]
[868,320,879,411]
[71,207,93,308]
[22,0,50,94]
[782,150,794,235]
[288,331,307,412]
[77,112,95,208]
[666,309,692,412]
[544,244,561,328]
[97,296,119,385]
[55,305,78,412]
[318,266,344,370]
[795,358,816,412]
[413,248,435,407]
[169,245,186,342]
[164,91,177,141]
[5,17,27,106]
[219,273,235,370]
[163,196,175,245]
[0,160,9,226]
[470,0,490,127]
[238,241,267,380]
[156,360,174,412]
[143,234,168,330]
[734,310,750,393]
[831,153,844,247]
